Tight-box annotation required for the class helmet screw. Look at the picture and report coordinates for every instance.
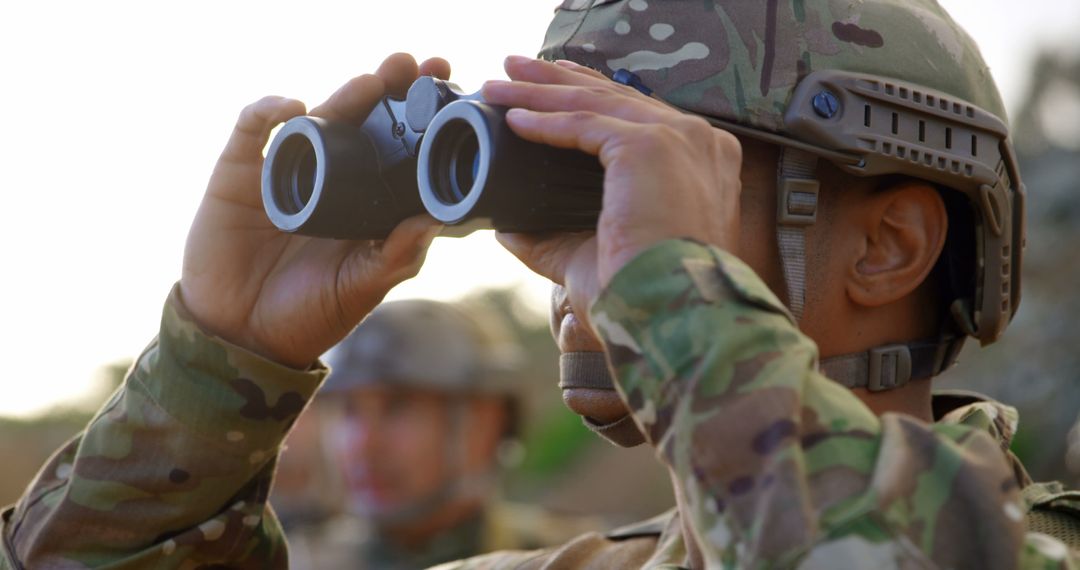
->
[812,90,840,119]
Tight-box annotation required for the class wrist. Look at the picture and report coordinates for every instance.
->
[174,284,317,370]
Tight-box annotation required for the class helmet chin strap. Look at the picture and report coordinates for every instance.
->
[776,147,821,322]
[776,147,964,391]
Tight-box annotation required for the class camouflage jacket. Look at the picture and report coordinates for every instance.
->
[2,241,1078,568]
[1,286,327,569]
[438,240,1080,569]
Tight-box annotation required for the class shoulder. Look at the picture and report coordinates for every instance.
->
[1023,481,1080,554]
[482,502,606,551]
[438,532,665,570]
[447,508,678,570]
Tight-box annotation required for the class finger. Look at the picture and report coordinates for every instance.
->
[418,57,452,81]
[496,232,564,284]
[308,73,387,125]
[553,59,608,80]
[377,214,443,281]
[496,231,593,285]
[505,108,647,163]
[504,55,604,88]
[375,52,420,98]
[483,80,672,125]
[219,95,307,165]
[505,55,650,101]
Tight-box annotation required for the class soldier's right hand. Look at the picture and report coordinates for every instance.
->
[179,53,448,369]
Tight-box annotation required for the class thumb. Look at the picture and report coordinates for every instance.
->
[339,215,442,302]
[379,214,444,281]
[331,216,442,334]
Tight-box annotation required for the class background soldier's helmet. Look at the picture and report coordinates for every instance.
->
[541,0,1024,390]
[323,299,524,397]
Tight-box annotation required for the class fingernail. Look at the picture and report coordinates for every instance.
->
[505,55,535,66]
[482,79,510,92]
[506,108,534,122]
[554,59,580,68]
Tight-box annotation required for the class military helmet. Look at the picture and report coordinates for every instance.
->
[540,0,1025,391]
[322,299,524,395]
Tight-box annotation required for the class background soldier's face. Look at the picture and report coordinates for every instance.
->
[327,386,453,515]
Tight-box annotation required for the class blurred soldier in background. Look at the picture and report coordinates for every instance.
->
[286,299,594,569]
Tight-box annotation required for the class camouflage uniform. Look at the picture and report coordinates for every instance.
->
[437,242,1080,568]
[1,287,318,569]
[2,254,1076,568]
[288,503,598,570]
[3,1,1079,568]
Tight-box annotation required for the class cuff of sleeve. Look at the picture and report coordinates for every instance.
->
[589,239,794,341]
[128,284,328,456]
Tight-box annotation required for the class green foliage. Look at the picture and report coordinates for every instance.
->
[518,406,593,477]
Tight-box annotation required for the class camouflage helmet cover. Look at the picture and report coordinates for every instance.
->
[542,0,1006,130]
[322,299,523,395]
[539,0,1025,346]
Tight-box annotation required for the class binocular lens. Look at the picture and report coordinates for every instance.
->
[431,119,481,205]
[271,135,319,215]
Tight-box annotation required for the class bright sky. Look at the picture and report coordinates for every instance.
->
[0,0,1077,418]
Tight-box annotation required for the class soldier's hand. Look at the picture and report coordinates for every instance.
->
[180,53,449,369]
[486,56,743,323]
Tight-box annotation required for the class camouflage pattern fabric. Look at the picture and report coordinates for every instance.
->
[539,0,1007,131]
[438,390,1080,569]
[434,241,1077,569]
[1,245,1076,568]
[0,285,326,569]
[287,502,602,570]
[436,392,1080,570]
[583,240,1076,568]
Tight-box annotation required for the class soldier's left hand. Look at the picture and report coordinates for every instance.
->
[485,56,744,326]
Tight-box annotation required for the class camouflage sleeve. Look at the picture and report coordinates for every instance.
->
[0,285,326,570]
[589,240,1078,569]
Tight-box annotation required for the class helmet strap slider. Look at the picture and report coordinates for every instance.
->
[776,147,821,322]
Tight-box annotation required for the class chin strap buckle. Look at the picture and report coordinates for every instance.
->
[867,344,913,392]
[778,177,820,226]
[822,338,963,392]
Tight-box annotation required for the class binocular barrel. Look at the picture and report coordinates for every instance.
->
[261,77,604,240]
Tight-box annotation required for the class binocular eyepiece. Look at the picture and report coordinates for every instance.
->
[262,77,604,240]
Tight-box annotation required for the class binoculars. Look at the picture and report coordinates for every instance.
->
[261,77,605,239]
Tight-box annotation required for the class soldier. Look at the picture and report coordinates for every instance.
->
[3,2,1079,569]
[285,299,593,569]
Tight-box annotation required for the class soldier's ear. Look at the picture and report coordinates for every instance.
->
[845,180,947,308]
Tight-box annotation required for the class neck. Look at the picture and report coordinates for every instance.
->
[809,282,940,422]
[850,377,934,422]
